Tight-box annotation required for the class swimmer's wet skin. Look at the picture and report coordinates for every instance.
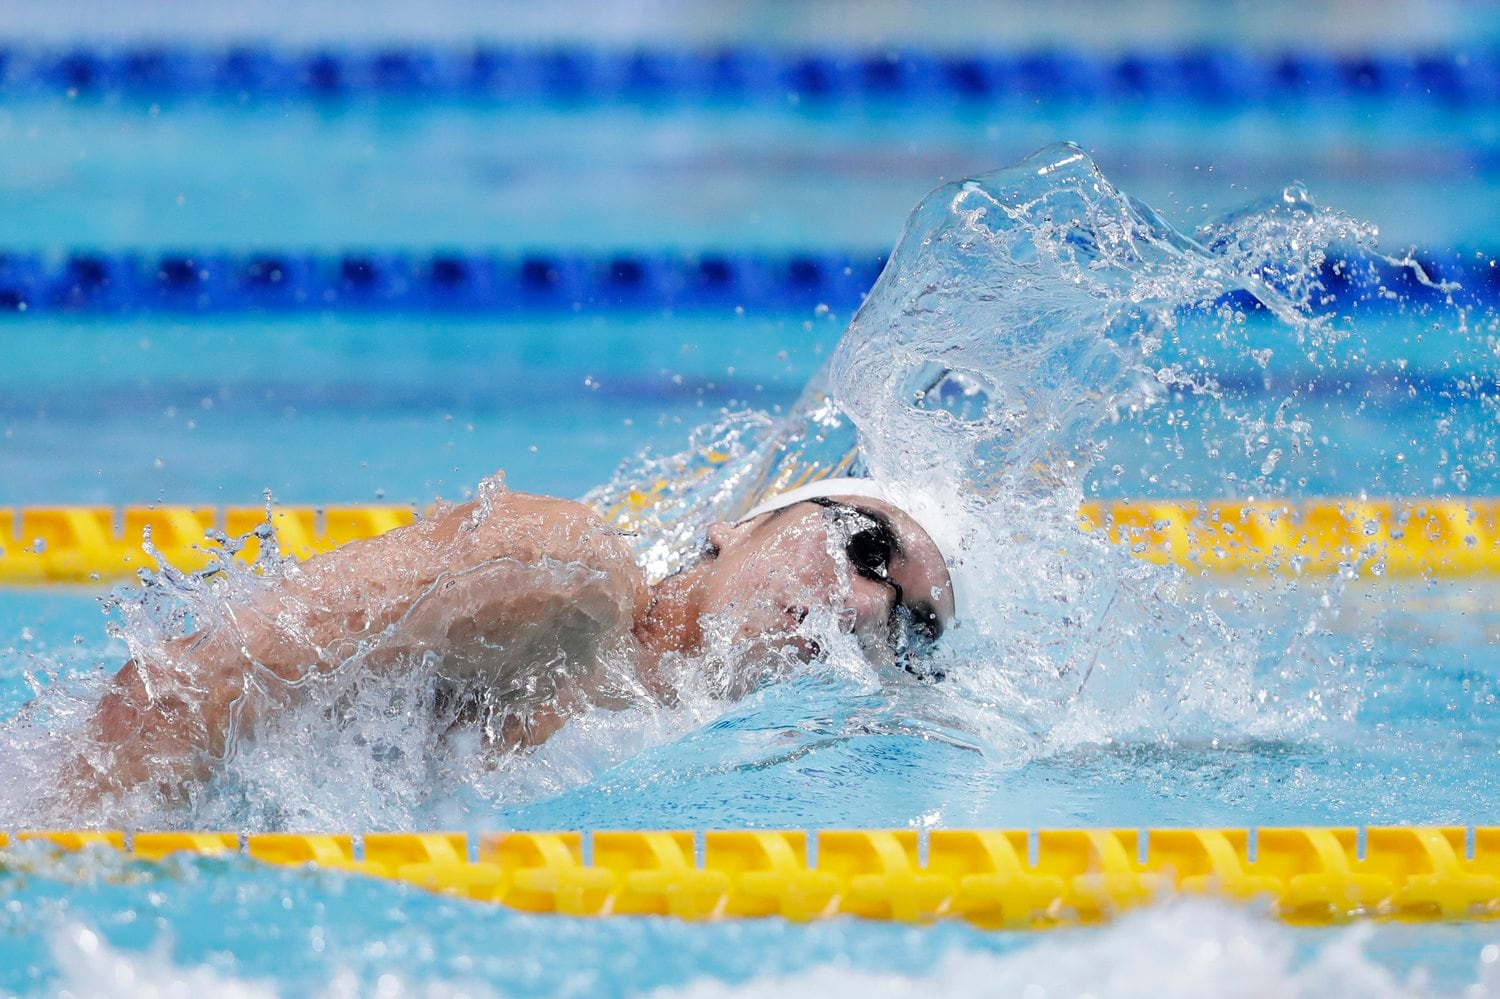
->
[68,476,955,804]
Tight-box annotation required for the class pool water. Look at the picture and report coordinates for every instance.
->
[0,311,838,505]
[2,293,1499,993]
[3,21,1500,999]
[1,573,1499,994]
[0,100,1495,250]
[7,859,1495,997]
[3,307,1494,508]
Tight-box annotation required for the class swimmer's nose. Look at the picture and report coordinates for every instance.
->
[841,579,896,641]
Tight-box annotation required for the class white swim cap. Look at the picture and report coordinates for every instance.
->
[739,476,967,624]
[739,477,892,523]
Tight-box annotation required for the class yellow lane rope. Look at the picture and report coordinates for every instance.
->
[0,499,1496,585]
[0,506,416,585]
[5,827,1499,926]
[1078,497,1500,577]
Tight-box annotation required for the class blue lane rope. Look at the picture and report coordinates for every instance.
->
[0,44,1496,106]
[0,248,1489,315]
[0,250,884,313]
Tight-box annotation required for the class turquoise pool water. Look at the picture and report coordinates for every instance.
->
[1,307,1494,508]
[6,854,1497,997]
[0,312,836,505]
[0,100,1494,250]
[1,573,1499,994]
[2,294,1498,993]
[2,36,1500,999]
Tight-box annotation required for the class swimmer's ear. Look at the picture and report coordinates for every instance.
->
[705,519,751,553]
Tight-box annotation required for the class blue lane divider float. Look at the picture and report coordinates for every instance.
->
[0,250,887,314]
[0,249,1490,315]
[0,43,1496,106]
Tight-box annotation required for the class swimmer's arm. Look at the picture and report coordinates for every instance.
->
[73,488,648,800]
[229,489,649,680]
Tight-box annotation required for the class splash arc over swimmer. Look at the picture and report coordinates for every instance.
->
[596,141,1392,763]
[1,142,1473,842]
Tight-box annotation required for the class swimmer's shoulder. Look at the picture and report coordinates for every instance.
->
[492,491,622,552]
[475,491,649,612]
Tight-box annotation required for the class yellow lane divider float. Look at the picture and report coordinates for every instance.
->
[5,827,1500,926]
[0,499,1497,585]
[1079,497,1500,577]
[0,505,415,585]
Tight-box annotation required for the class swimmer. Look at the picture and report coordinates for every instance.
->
[69,477,956,802]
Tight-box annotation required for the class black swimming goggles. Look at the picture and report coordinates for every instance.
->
[806,496,946,681]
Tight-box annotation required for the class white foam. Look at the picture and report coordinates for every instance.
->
[651,901,1420,999]
[49,920,500,999]
[51,921,276,999]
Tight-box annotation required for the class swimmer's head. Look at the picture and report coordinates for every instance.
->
[690,479,957,676]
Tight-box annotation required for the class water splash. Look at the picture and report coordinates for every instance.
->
[2,142,1481,829]
[0,480,687,830]
[820,143,1392,755]
[834,146,1376,508]
[594,143,1398,763]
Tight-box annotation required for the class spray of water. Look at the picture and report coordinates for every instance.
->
[598,143,1393,760]
[822,143,1391,755]
[0,142,1466,830]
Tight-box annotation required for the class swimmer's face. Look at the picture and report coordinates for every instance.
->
[698,496,955,669]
